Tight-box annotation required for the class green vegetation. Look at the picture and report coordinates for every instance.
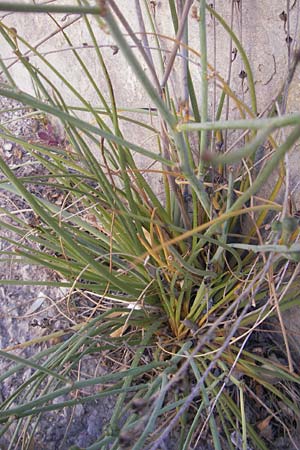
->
[0,1,300,449]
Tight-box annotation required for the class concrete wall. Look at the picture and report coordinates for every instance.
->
[1,1,297,106]
[0,0,299,200]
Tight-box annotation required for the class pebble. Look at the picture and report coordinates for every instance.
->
[3,142,13,152]
[74,404,84,417]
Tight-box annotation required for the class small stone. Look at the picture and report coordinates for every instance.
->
[3,142,13,152]
[74,404,84,417]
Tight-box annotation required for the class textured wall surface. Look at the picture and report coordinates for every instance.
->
[1,1,298,117]
[0,1,299,198]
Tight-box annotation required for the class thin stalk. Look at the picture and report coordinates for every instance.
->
[1,18,139,174]
[161,0,194,88]
[208,126,274,166]
[102,5,211,216]
[181,0,189,110]
[0,3,102,15]
[0,154,144,294]
[0,15,81,76]
[169,0,179,32]
[1,308,125,362]
[135,0,155,68]
[189,357,222,450]
[0,52,16,87]
[1,386,149,429]
[0,361,169,423]
[223,0,235,152]
[143,0,166,76]
[108,0,161,92]
[198,0,208,175]
[0,350,69,384]
[181,397,206,449]
[0,87,171,165]
[102,8,174,127]
[177,113,300,131]
[52,9,111,119]
[207,3,257,115]
[131,374,168,450]
[229,242,300,255]
[109,321,160,430]
[228,125,300,214]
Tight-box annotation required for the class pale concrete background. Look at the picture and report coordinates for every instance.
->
[0,1,298,122]
[1,0,299,202]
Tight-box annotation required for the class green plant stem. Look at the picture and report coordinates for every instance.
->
[132,374,168,450]
[109,321,160,430]
[0,150,143,294]
[189,357,222,450]
[210,126,273,165]
[0,350,69,384]
[227,125,300,214]
[102,5,211,216]
[0,86,171,165]
[102,9,174,127]
[206,2,257,116]
[161,0,194,88]
[0,384,149,421]
[168,0,179,32]
[109,0,161,91]
[0,3,102,14]
[198,0,208,175]
[135,0,155,67]
[177,113,300,132]
[0,361,169,423]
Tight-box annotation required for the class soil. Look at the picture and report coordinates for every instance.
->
[0,90,116,449]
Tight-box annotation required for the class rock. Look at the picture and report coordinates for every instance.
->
[74,404,84,417]
[3,142,13,152]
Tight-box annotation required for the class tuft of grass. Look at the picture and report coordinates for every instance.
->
[0,1,300,449]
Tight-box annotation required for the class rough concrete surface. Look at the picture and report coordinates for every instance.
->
[0,1,297,126]
[0,1,300,449]
[1,0,299,190]
[1,1,299,195]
